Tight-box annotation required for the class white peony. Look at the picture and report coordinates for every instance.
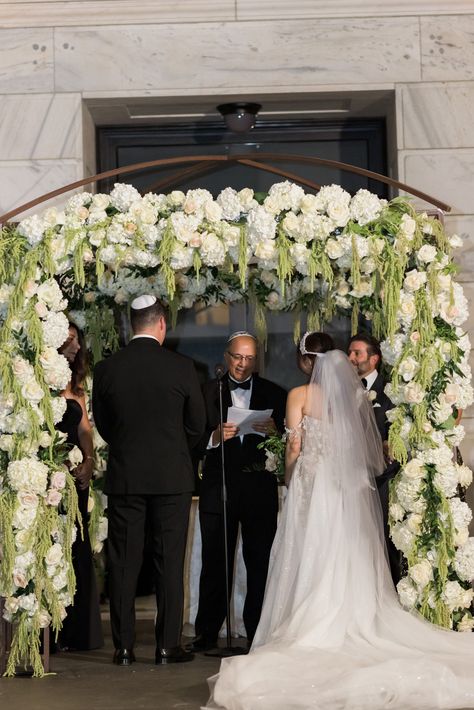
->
[45,542,63,567]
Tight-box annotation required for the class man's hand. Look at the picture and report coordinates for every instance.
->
[73,460,94,490]
[252,417,277,436]
[211,422,240,445]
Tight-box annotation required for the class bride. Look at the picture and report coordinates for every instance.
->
[205,332,474,710]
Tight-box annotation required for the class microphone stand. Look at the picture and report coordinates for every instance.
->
[205,366,247,658]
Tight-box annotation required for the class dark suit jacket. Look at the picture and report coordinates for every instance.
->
[92,337,205,496]
[198,373,287,480]
[369,371,399,488]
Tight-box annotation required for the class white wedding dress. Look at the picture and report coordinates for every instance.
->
[205,350,474,710]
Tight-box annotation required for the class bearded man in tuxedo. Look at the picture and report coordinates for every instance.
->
[92,295,205,666]
[191,332,287,651]
[348,333,401,585]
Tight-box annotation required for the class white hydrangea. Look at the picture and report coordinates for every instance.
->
[454,538,474,582]
[457,614,474,632]
[264,181,304,214]
[51,395,67,424]
[183,188,213,216]
[433,464,459,498]
[394,476,425,514]
[170,244,194,270]
[41,310,69,350]
[246,206,277,246]
[349,189,386,226]
[456,463,473,488]
[291,243,310,275]
[109,183,141,212]
[391,520,416,554]
[17,214,46,246]
[380,334,407,367]
[217,187,243,221]
[200,232,225,267]
[40,348,71,391]
[442,580,473,611]
[449,497,473,532]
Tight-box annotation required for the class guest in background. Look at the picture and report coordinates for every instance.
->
[58,322,103,651]
[348,333,401,585]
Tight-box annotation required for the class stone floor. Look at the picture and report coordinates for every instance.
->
[0,598,227,710]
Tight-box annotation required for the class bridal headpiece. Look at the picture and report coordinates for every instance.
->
[299,331,327,357]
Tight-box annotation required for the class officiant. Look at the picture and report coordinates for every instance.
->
[191,331,287,651]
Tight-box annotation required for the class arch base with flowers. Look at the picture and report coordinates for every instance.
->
[1,180,473,676]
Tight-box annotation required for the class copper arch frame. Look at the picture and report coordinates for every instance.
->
[0,152,450,225]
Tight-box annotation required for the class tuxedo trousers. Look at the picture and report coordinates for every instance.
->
[195,471,278,644]
[107,492,191,650]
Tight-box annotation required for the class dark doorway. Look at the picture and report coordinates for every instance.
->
[97,118,388,198]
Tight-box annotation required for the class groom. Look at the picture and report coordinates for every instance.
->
[192,331,287,650]
[92,295,205,665]
[348,333,401,585]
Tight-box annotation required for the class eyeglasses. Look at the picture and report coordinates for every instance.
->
[226,351,256,363]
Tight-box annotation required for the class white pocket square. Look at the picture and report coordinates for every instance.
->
[372,402,381,408]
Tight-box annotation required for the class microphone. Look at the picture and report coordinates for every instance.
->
[215,363,225,379]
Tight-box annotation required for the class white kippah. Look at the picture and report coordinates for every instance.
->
[227,330,257,343]
[130,294,157,310]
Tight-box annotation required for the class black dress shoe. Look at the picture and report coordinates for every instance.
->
[188,634,217,652]
[113,648,135,666]
[155,646,194,664]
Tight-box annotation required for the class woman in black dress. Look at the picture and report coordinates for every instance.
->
[57,322,103,651]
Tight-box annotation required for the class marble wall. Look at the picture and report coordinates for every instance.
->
[0,1,474,471]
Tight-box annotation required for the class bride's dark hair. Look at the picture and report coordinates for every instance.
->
[297,331,335,367]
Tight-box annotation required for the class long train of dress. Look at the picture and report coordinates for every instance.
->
[205,416,474,710]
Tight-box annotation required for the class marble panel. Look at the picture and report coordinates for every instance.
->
[237,0,474,21]
[398,150,474,216]
[421,15,474,82]
[0,160,83,219]
[398,83,474,150]
[444,215,474,283]
[0,28,53,93]
[0,93,82,160]
[54,18,421,93]
[0,1,234,28]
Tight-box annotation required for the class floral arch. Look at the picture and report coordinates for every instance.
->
[0,163,473,676]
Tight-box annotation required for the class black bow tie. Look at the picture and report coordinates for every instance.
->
[361,378,368,389]
[229,378,252,391]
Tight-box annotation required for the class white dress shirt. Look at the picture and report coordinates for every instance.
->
[363,369,378,391]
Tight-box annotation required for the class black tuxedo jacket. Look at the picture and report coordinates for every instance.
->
[369,371,392,443]
[198,373,287,481]
[369,371,400,488]
[92,337,205,496]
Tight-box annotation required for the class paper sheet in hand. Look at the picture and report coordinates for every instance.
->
[227,406,273,437]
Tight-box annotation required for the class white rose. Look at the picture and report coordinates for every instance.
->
[398,356,419,383]
[37,608,52,628]
[45,543,63,567]
[21,378,44,404]
[4,596,20,616]
[46,489,62,506]
[18,491,39,509]
[406,513,423,533]
[389,503,405,522]
[399,213,416,239]
[408,559,432,589]
[457,464,473,488]
[403,269,427,293]
[403,382,425,405]
[50,470,67,490]
[12,356,34,384]
[52,569,68,592]
[417,244,437,263]
[204,201,223,223]
[403,458,426,479]
[326,239,344,260]
[68,445,83,468]
[19,593,38,615]
[13,568,29,588]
